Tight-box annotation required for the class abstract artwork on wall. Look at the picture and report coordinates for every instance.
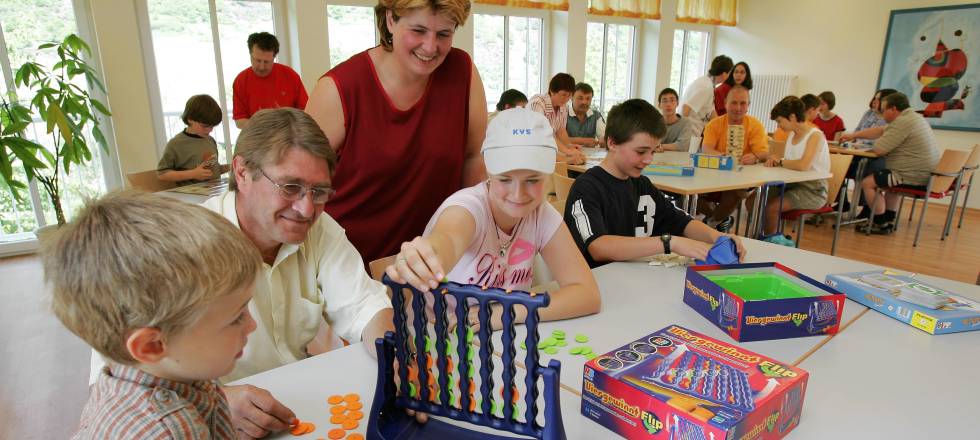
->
[877,4,979,132]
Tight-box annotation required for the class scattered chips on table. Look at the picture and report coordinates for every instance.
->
[574,334,589,343]
[289,419,316,436]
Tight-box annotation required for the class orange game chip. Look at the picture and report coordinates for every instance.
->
[347,410,363,420]
[290,421,315,436]
[328,395,344,405]
[343,393,360,403]
[328,428,346,439]
[330,414,347,424]
[342,419,359,430]
[347,434,365,440]
[347,401,363,411]
[330,405,347,415]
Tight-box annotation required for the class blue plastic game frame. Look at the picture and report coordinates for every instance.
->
[368,275,567,440]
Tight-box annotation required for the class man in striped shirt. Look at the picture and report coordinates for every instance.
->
[529,73,587,164]
[45,192,263,439]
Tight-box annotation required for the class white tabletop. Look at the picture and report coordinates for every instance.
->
[522,239,876,390]
[574,151,831,196]
[156,179,227,204]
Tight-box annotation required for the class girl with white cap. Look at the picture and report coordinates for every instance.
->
[387,107,600,328]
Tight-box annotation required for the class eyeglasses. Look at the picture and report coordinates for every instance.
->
[257,167,336,204]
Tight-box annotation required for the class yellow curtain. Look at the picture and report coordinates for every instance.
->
[475,0,569,10]
[588,0,661,19]
[676,0,738,26]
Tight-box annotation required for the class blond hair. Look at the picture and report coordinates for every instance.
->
[43,191,261,365]
[229,107,337,191]
[375,0,471,51]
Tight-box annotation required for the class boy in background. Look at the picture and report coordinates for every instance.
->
[564,99,745,268]
[656,87,692,152]
[813,91,846,141]
[158,94,229,186]
[45,192,265,439]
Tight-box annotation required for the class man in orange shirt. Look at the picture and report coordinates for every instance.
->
[698,85,769,231]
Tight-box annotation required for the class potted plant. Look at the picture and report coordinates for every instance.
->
[0,33,110,226]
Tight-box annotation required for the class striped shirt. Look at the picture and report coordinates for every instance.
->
[73,364,235,439]
[528,93,568,135]
[875,108,940,186]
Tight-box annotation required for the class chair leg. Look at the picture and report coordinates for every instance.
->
[796,217,804,248]
[958,176,973,228]
[867,191,880,235]
[943,175,964,238]
[905,197,913,222]
[914,193,929,247]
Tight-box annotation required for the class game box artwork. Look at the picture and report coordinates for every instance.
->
[826,270,980,335]
[684,263,846,342]
[581,325,808,440]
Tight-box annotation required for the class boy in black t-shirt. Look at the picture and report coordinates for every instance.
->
[564,99,746,268]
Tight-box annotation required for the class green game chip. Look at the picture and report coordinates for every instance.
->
[520,341,526,350]
[575,334,589,343]
[579,346,594,355]
[551,330,566,339]
[466,327,475,344]
[556,340,568,347]
[569,347,583,355]
[544,347,559,355]
[541,337,557,347]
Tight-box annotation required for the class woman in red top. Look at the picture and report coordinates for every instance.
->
[306,0,487,264]
[714,61,753,117]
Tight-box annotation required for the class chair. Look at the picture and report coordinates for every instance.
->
[552,174,574,201]
[549,198,566,216]
[370,255,397,282]
[869,148,970,246]
[553,161,568,177]
[780,154,853,255]
[126,170,175,192]
[955,144,980,229]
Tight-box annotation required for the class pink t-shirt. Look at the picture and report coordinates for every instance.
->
[424,182,563,291]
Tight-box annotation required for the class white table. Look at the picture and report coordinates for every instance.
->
[156,179,227,204]
[522,239,874,390]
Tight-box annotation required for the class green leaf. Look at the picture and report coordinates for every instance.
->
[39,147,55,166]
[92,126,107,150]
[90,98,110,116]
[46,102,73,145]
[10,144,47,169]
[38,42,57,50]
[2,120,30,136]
[65,34,91,56]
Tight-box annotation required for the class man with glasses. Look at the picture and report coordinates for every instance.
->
[233,32,309,129]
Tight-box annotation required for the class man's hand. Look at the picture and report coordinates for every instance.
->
[741,153,758,165]
[839,132,855,142]
[225,384,295,439]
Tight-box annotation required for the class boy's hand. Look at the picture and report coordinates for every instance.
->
[387,237,445,293]
[191,162,214,180]
[723,233,748,262]
[225,384,295,438]
[670,236,712,261]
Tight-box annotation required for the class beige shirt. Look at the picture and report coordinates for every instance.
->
[90,191,392,384]
[875,108,940,186]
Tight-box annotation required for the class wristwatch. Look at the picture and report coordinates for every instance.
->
[660,233,672,255]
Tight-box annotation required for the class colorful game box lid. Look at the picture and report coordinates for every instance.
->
[691,153,735,170]
[581,325,808,440]
[642,163,695,177]
[826,270,980,335]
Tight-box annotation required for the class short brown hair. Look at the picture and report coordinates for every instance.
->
[606,99,666,145]
[770,96,806,122]
[800,94,820,111]
[229,108,337,191]
[818,91,836,110]
[248,32,279,55]
[548,73,575,94]
[375,0,471,51]
[44,191,261,365]
[181,94,222,126]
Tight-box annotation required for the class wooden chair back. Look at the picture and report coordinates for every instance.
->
[930,149,970,193]
[554,161,568,177]
[126,170,175,192]
[961,144,980,182]
[826,154,853,206]
[549,198,566,216]
[369,255,397,282]
[553,174,575,201]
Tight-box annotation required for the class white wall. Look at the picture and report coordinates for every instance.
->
[716,0,980,208]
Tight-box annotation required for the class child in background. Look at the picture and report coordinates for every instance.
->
[387,107,600,329]
[656,87,692,152]
[813,91,846,141]
[46,192,263,439]
[772,94,820,142]
[158,94,229,186]
[563,99,745,268]
[714,61,753,117]
[489,89,528,122]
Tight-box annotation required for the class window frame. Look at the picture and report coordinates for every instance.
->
[472,4,551,109]
[325,0,380,69]
[669,25,714,100]
[0,0,121,256]
[584,15,640,114]
[136,0,287,161]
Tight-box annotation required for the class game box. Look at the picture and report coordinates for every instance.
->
[690,153,734,170]
[643,163,696,177]
[581,325,808,440]
[683,263,846,342]
[825,270,980,335]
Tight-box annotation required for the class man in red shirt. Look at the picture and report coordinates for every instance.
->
[233,32,308,129]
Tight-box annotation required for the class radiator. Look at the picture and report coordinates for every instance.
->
[748,74,798,133]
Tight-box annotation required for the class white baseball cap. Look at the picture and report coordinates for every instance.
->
[482,108,557,175]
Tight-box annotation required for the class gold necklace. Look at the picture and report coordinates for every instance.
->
[487,180,523,258]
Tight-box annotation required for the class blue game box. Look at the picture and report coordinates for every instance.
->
[825,270,980,335]
[581,325,809,440]
[683,263,846,342]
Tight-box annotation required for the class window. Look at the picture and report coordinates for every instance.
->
[474,13,543,112]
[327,5,377,68]
[669,29,710,98]
[144,0,278,164]
[584,22,635,115]
[0,0,109,247]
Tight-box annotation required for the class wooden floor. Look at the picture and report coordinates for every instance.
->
[0,202,976,439]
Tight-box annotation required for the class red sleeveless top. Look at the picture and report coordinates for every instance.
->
[324,48,472,263]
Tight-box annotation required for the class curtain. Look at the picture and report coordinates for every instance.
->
[588,0,661,19]
[676,0,738,26]
[475,0,569,10]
